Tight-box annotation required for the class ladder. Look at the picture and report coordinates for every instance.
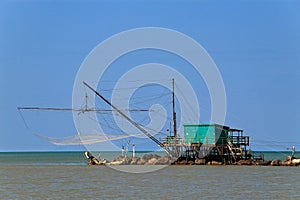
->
[227,139,237,161]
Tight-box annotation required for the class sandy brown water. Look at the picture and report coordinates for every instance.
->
[1,164,299,199]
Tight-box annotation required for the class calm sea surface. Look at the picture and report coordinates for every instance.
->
[0,151,299,199]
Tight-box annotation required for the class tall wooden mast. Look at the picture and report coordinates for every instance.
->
[172,79,177,138]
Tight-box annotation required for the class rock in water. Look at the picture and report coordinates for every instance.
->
[147,158,158,165]
[130,157,140,165]
[209,161,223,165]
[142,153,161,162]
[156,156,170,165]
[195,158,206,165]
[237,160,254,165]
[137,159,146,165]
[258,160,271,166]
[271,160,282,166]
[291,158,300,166]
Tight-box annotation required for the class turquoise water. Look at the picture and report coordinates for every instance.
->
[0,151,86,166]
[0,151,299,199]
[253,151,300,161]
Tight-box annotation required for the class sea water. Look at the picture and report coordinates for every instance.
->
[0,152,299,199]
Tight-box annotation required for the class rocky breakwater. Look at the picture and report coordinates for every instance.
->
[85,151,300,166]
[270,156,300,166]
[236,156,300,166]
[107,154,300,166]
[108,154,177,165]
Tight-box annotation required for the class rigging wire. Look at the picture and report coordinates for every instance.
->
[84,103,170,138]
[174,83,203,123]
[18,109,30,130]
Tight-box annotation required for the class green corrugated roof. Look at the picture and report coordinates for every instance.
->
[183,124,230,129]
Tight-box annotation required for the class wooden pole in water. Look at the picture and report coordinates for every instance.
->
[122,144,124,157]
[132,144,135,158]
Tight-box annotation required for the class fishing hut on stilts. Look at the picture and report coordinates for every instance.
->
[84,79,253,164]
[161,79,252,164]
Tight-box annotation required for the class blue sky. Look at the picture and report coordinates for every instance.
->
[0,0,299,151]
